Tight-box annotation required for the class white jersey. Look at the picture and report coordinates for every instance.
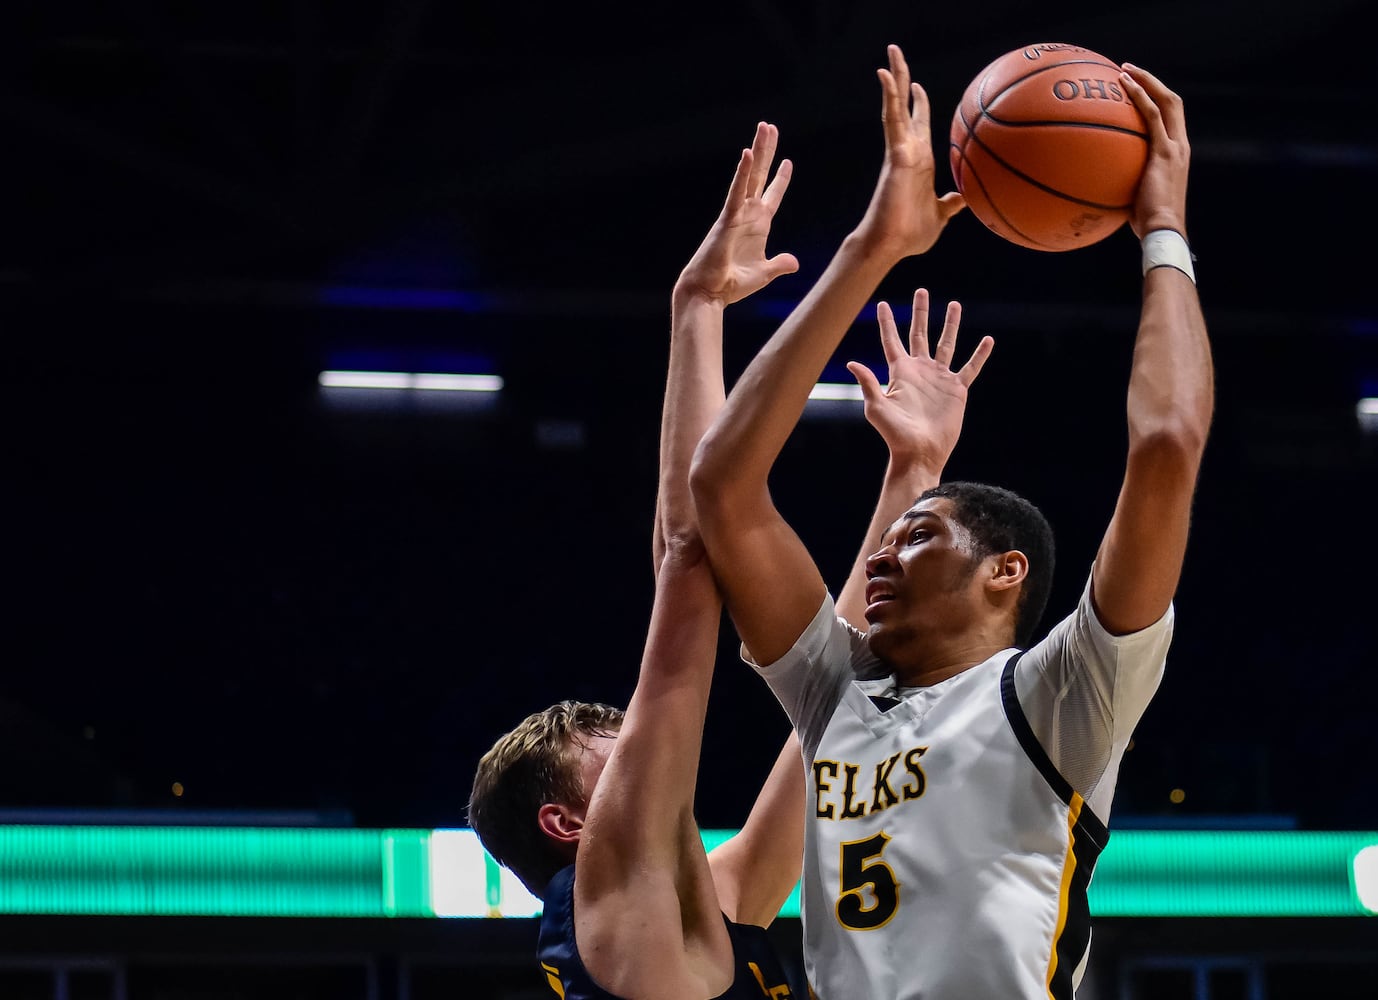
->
[752,573,1172,1000]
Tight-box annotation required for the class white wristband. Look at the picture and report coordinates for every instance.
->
[1141,229,1196,284]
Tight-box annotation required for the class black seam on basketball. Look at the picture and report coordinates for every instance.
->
[978,117,1147,139]
[948,138,1058,251]
[951,112,1055,248]
[953,102,1132,212]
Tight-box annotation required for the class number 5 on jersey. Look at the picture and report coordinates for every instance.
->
[836,832,899,929]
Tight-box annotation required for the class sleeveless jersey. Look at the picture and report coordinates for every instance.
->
[535,865,797,1000]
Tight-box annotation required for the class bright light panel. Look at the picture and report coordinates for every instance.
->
[429,828,539,918]
[808,383,865,402]
[318,371,504,392]
[1359,397,1378,432]
[1355,844,1378,914]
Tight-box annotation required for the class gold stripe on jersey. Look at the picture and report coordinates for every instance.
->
[1046,793,1085,1000]
[540,961,565,998]
[748,961,794,998]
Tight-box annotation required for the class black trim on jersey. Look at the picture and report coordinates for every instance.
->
[1049,824,1105,1000]
[999,653,1109,846]
[1000,652,1109,1000]
[868,695,902,713]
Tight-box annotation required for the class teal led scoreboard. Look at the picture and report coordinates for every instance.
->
[0,826,1374,919]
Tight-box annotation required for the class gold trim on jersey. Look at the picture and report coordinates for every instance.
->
[540,961,565,998]
[1045,792,1085,998]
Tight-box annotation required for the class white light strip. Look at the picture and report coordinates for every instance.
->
[1358,398,1378,433]
[427,829,490,917]
[429,829,542,918]
[413,373,504,392]
[1357,845,1378,914]
[318,371,504,392]
[808,382,865,402]
[320,371,411,389]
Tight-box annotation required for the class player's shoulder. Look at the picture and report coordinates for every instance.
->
[825,605,887,680]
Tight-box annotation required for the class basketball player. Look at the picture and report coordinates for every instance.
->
[468,114,993,999]
[689,44,1211,1000]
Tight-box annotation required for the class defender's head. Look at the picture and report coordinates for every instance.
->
[467,700,624,897]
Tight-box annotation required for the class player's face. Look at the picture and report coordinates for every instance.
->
[862,497,987,658]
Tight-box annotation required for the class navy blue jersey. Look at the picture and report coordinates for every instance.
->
[536,865,795,999]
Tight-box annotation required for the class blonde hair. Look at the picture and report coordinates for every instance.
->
[467,700,624,896]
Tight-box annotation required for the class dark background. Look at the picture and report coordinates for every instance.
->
[3,1,1375,834]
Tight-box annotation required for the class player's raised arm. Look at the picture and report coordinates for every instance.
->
[1088,65,1213,636]
[570,122,799,995]
[655,124,798,564]
[691,44,966,667]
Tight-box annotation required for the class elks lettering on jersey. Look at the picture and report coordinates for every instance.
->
[812,746,927,819]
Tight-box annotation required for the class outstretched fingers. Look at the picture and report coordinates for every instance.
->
[746,121,777,199]
[931,299,961,368]
[721,146,755,219]
[888,42,911,89]
[732,121,792,217]
[763,247,801,283]
[761,156,793,215]
[907,80,932,139]
[905,288,932,360]
[721,121,784,219]
[846,359,884,401]
[875,300,906,369]
[956,334,995,388]
[877,44,914,149]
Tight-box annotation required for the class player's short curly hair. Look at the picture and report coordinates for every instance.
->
[467,700,624,897]
[918,481,1055,648]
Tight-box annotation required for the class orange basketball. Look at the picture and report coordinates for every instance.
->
[949,43,1148,252]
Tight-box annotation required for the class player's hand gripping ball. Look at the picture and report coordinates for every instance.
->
[949,43,1148,252]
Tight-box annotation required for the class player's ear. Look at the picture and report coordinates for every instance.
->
[537,802,585,847]
[986,549,1028,593]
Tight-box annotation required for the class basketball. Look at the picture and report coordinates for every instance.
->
[949,43,1148,252]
